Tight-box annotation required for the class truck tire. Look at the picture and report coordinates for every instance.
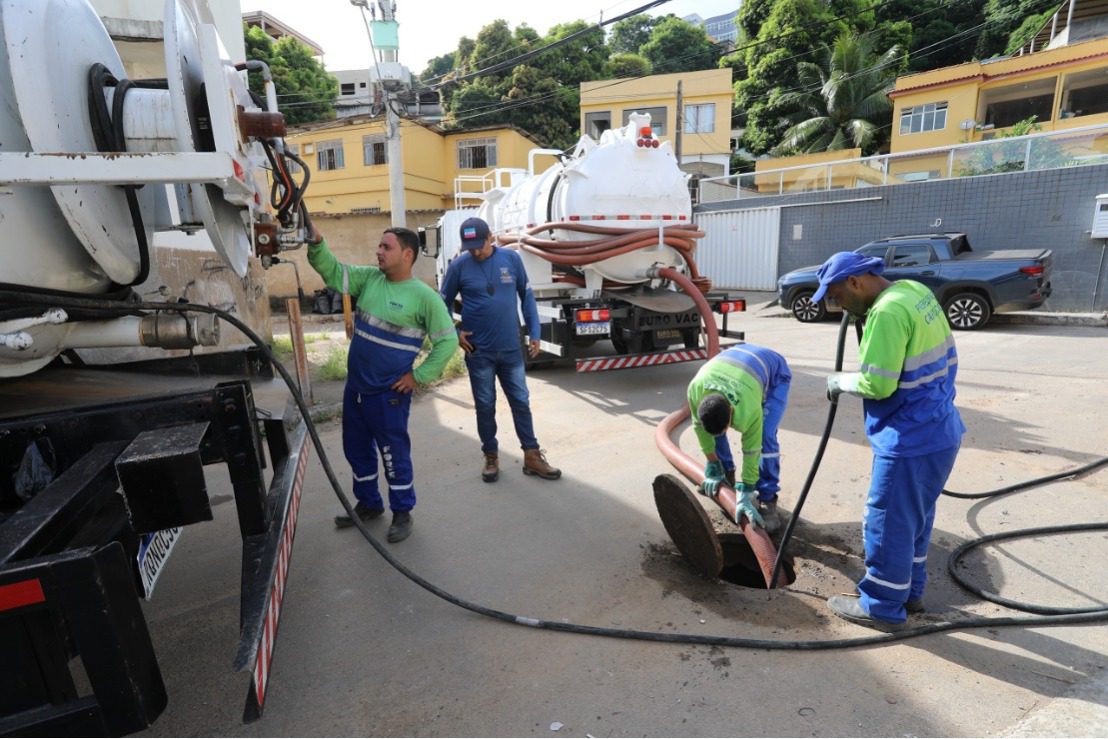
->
[791,291,827,323]
[943,292,991,330]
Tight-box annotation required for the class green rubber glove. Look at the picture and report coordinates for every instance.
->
[735,483,765,528]
[701,460,725,495]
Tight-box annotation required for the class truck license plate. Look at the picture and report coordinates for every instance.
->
[655,329,680,340]
[576,321,610,336]
[137,527,182,599]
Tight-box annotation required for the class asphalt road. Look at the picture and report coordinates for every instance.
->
[139,310,1108,737]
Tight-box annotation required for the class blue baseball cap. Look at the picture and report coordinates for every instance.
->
[459,217,491,250]
[811,251,886,302]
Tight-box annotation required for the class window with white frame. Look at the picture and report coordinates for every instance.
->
[316,139,344,171]
[363,135,387,166]
[899,102,948,135]
[684,103,716,133]
[457,137,497,169]
[286,143,302,174]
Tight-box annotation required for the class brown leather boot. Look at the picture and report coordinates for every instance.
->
[523,449,561,480]
[482,452,499,482]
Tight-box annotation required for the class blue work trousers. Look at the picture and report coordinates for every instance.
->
[464,348,539,453]
[713,376,791,502]
[342,386,415,513]
[857,443,960,623]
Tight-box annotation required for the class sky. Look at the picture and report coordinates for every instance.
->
[241,0,741,77]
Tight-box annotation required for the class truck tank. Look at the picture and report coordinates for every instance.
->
[0,0,292,377]
[477,112,707,293]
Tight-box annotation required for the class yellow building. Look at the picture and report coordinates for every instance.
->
[271,118,550,296]
[579,68,734,177]
[285,117,549,216]
[889,36,1108,154]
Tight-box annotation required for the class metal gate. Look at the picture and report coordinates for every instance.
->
[693,207,781,290]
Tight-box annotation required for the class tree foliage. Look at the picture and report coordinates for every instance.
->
[976,0,1061,59]
[640,16,720,74]
[608,14,665,54]
[244,25,337,126]
[773,34,904,156]
[604,52,653,79]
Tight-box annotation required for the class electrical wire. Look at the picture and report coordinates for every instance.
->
[4,286,1104,651]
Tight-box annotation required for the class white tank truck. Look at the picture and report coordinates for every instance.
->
[0,0,314,732]
[428,113,746,371]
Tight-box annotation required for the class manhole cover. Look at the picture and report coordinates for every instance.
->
[653,473,722,579]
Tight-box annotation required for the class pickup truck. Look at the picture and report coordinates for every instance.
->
[776,233,1053,329]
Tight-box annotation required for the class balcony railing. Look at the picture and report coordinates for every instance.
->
[699,121,1108,204]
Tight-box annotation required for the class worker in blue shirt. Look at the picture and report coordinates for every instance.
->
[440,217,561,482]
[815,251,965,631]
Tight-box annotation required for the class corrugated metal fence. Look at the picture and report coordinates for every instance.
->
[693,207,781,290]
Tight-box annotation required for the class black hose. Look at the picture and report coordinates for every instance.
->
[4,288,1105,650]
[85,63,151,287]
[768,312,850,589]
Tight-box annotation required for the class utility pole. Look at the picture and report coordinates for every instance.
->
[675,80,684,166]
[353,0,408,227]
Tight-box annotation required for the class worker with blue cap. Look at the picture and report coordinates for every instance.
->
[814,251,965,631]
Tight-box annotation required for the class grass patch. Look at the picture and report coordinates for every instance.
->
[303,332,324,344]
[319,346,348,381]
[271,335,293,356]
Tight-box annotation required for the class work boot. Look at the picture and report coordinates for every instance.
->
[759,498,783,535]
[482,452,499,483]
[387,511,412,543]
[827,595,905,632]
[906,598,925,614]
[522,448,561,480]
[334,501,385,529]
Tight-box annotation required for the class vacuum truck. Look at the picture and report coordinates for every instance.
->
[0,0,312,732]
[427,113,745,371]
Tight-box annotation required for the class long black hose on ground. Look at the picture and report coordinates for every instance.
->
[6,289,1106,650]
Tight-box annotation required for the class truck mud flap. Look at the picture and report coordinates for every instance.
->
[576,347,709,372]
[0,544,166,737]
[233,419,310,723]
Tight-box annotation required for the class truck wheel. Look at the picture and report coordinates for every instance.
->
[943,292,991,330]
[791,291,827,323]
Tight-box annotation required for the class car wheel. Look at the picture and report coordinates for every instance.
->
[791,291,827,323]
[943,292,991,330]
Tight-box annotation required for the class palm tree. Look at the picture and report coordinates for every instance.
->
[772,34,904,156]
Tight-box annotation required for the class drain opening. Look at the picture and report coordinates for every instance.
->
[718,533,795,588]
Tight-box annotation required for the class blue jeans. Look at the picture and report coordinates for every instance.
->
[464,349,539,453]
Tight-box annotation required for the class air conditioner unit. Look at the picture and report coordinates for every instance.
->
[959,119,976,130]
[1091,194,1108,238]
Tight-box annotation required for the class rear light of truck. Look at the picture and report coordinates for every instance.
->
[1019,265,1044,276]
[715,300,746,313]
[575,309,611,322]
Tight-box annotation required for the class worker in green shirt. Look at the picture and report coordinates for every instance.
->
[814,251,964,630]
[306,225,459,543]
[687,343,793,534]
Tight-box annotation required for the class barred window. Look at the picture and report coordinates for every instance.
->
[457,137,497,169]
[900,102,948,135]
[316,139,345,171]
[286,143,301,174]
[363,135,387,166]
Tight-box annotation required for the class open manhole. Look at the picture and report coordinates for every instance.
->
[653,473,795,588]
[718,533,795,588]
